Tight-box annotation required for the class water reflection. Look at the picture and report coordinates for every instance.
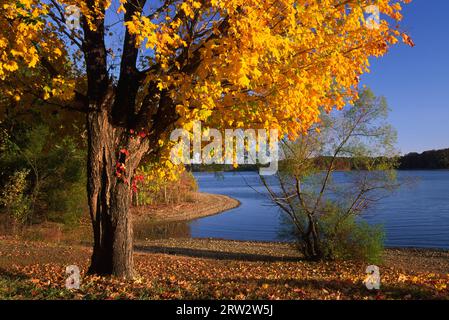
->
[134,219,192,240]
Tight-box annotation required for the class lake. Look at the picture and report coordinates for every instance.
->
[184,171,449,249]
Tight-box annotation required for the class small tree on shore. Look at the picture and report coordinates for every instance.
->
[261,89,399,262]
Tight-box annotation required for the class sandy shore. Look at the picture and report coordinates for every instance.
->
[383,248,449,275]
[137,238,449,275]
[132,192,240,223]
[0,192,240,244]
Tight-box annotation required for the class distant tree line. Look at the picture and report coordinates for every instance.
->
[315,150,449,170]
[190,148,449,172]
[399,149,449,169]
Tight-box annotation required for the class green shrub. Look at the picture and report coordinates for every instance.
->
[318,208,385,264]
[0,169,32,224]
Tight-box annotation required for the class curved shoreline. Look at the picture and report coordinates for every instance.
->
[132,192,241,224]
[0,193,241,244]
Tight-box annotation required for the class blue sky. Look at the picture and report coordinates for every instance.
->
[361,0,449,154]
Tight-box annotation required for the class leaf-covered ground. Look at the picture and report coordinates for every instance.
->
[0,237,448,300]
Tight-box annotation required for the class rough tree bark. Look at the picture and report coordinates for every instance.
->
[79,0,151,278]
[78,0,212,277]
[86,100,149,278]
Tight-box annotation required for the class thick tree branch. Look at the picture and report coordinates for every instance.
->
[82,1,109,106]
[112,0,147,126]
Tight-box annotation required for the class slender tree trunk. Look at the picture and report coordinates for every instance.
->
[302,216,323,261]
[86,104,148,278]
[302,235,322,261]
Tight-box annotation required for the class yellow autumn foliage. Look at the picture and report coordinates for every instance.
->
[1,0,412,174]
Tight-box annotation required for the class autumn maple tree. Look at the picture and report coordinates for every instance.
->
[0,0,411,278]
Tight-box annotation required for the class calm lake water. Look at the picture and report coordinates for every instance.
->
[183,171,449,249]
[135,171,449,249]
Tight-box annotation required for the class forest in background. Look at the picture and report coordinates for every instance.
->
[399,149,449,169]
[191,148,449,172]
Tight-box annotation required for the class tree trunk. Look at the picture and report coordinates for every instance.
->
[86,104,148,278]
[302,216,323,261]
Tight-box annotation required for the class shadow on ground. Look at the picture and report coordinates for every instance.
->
[0,267,29,281]
[135,245,302,262]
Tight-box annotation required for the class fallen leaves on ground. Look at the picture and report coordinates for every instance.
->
[0,238,448,300]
